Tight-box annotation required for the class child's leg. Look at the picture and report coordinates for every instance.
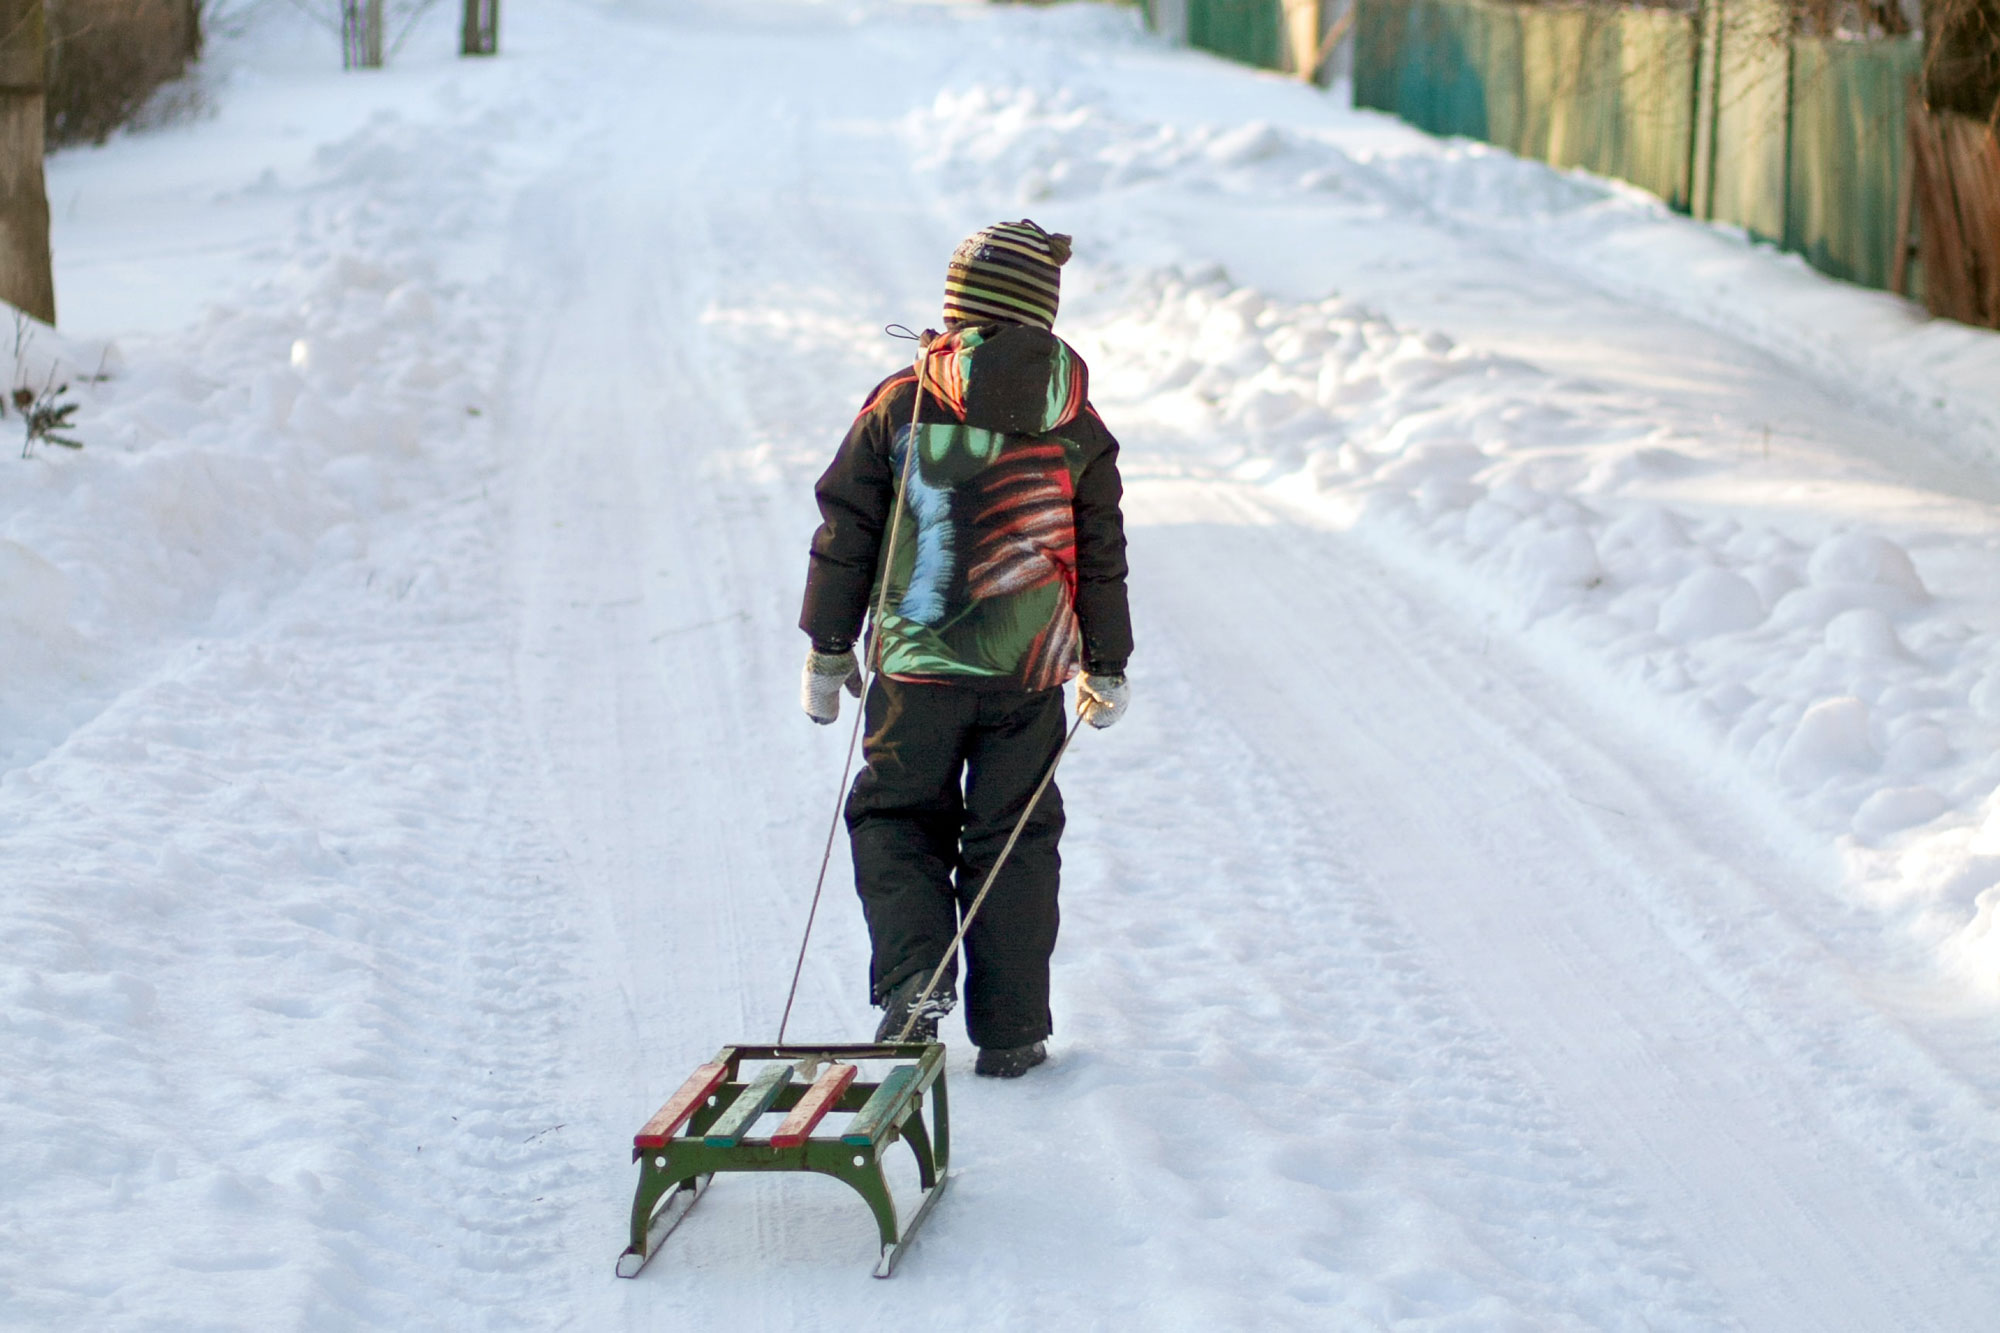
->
[845,678,976,1004]
[957,687,1067,1049]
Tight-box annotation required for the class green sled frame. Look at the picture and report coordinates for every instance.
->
[616,1042,950,1280]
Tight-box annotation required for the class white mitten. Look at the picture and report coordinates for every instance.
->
[802,648,862,724]
[1078,673,1129,729]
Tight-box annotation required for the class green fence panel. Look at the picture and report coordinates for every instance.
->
[1355,0,1694,208]
[1187,0,1286,71]
[1707,0,1792,243]
[1483,4,1528,153]
[1353,0,1404,113]
[1417,0,1491,139]
[1351,0,1912,294]
[1358,0,1489,135]
[1506,6,1697,208]
[1610,9,1698,209]
[1786,35,1922,290]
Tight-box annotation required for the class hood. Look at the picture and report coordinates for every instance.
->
[918,323,1088,436]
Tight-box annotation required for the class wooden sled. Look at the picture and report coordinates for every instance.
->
[616,1042,950,1279]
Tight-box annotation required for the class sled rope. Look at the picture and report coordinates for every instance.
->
[893,711,1086,1043]
[776,339,930,1043]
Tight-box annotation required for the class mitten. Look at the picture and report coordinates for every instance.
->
[1078,673,1129,729]
[802,648,862,724]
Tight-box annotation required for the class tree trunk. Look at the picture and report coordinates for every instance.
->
[345,0,385,69]
[0,0,54,325]
[463,0,500,56]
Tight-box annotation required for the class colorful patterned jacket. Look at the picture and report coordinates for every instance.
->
[801,324,1131,691]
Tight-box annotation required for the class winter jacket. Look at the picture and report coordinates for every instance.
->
[801,323,1131,691]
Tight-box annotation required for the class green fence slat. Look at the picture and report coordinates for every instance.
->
[1786,34,1923,290]
[1188,0,1285,71]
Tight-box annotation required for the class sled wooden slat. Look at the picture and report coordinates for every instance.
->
[842,1065,919,1145]
[634,1062,728,1150]
[704,1063,794,1147]
[770,1063,858,1148]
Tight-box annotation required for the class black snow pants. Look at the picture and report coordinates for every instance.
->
[845,676,1066,1050]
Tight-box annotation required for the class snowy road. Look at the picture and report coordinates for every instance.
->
[8,1,2000,1328]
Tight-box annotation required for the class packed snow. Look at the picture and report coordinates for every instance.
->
[5,0,2000,1328]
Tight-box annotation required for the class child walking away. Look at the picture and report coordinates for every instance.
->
[798,220,1132,1079]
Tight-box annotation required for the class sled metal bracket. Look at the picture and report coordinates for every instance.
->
[616,1041,950,1279]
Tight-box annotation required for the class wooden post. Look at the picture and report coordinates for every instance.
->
[1283,0,1356,85]
[0,0,53,326]
[1283,0,1320,79]
[462,0,500,56]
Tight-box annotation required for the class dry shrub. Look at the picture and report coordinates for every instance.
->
[1923,0,2000,119]
[1792,0,1914,36]
[45,0,202,146]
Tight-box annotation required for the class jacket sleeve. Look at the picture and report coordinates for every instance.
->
[1071,408,1132,676]
[800,383,902,650]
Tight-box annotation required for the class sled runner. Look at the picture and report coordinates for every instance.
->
[616,1042,950,1279]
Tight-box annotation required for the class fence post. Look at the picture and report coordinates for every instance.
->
[1690,0,1722,218]
[1283,0,1315,77]
[0,0,53,325]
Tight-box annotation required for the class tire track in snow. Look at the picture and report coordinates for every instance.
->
[1121,474,2000,1329]
[495,18,935,1312]
[0,466,592,1329]
[480,1,2000,1327]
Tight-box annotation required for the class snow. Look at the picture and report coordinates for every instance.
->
[5,0,2000,1327]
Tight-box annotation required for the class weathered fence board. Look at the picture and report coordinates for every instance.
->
[1786,36,1923,291]
[1187,0,1286,71]
[1706,0,1791,244]
[1180,0,1982,317]
[1353,0,1946,302]
[1353,0,1694,209]
[1909,103,2000,328]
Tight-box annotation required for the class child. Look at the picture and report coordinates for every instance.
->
[798,220,1132,1078]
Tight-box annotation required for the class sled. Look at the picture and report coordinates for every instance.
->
[616,1042,950,1279]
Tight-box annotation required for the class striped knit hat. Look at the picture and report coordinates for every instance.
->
[942,219,1073,330]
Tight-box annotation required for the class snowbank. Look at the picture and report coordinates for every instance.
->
[5,102,498,774]
[910,47,2000,985]
[2,10,557,1322]
[8,1,2000,1326]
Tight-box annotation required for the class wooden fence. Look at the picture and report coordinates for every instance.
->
[1784,34,1925,292]
[1149,0,1348,82]
[1347,0,1948,311]
[1354,0,1698,209]
[1908,104,2000,327]
[1148,0,1999,328]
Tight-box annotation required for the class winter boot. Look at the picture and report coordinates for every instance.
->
[875,971,956,1043]
[974,1041,1047,1078]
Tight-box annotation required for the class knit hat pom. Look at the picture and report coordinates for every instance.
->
[1043,230,1073,266]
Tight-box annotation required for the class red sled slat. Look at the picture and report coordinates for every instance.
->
[769,1064,859,1149]
[634,1062,729,1149]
